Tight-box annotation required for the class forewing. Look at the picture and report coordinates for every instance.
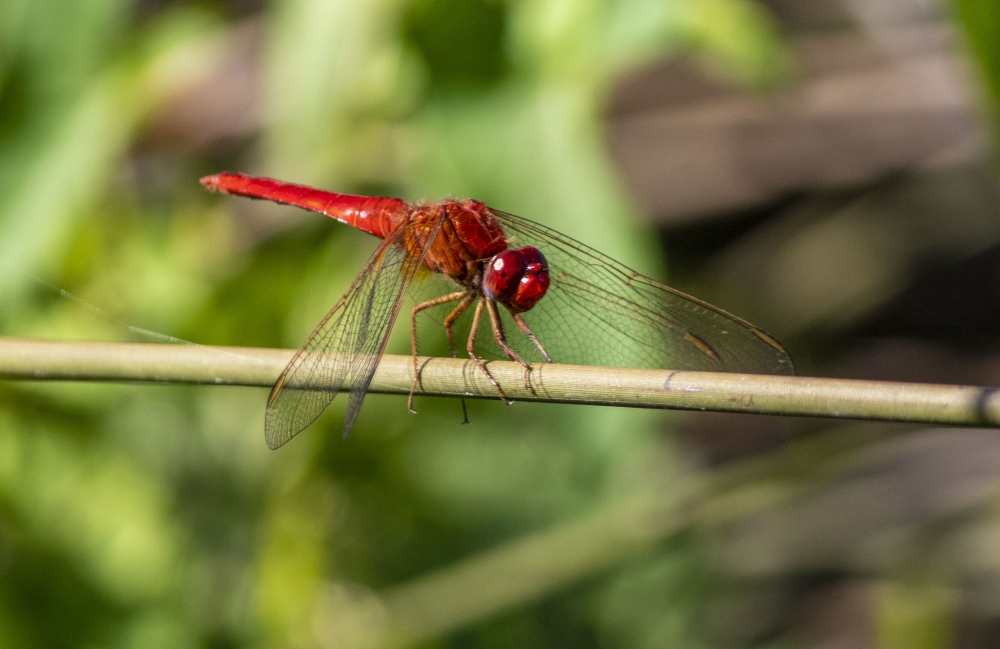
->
[342,218,442,434]
[484,210,794,375]
[265,220,439,449]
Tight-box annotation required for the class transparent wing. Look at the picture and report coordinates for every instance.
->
[265,219,441,449]
[414,211,793,375]
[494,210,794,374]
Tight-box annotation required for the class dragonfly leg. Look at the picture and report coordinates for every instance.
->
[467,298,512,404]
[442,293,476,423]
[409,291,468,412]
[513,313,551,362]
[485,299,533,391]
[443,293,476,356]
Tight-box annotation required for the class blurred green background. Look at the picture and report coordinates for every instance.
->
[2,0,1000,647]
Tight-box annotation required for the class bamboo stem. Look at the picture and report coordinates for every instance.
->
[1,337,998,426]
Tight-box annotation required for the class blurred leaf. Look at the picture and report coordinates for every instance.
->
[403,0,509,91]
[596,544,711,649]
[953,0,1000,135]
[257,474,341,645]
[0,70,132,305]
[673,0,791,89]
[263,0,407,183]
[875,581,957,649]
[0,11,232,307]
[0,413,179,603]
[185,221,334,348]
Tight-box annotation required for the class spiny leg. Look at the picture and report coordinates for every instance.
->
[442,293,476,422]
[513,313,551,362]
[467,298,511,404]
[443,293,476,358]
[485,298,533,390]
[409,291,468,412]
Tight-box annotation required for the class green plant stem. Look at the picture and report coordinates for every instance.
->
[1,337,999,426]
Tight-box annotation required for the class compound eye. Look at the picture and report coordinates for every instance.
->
[509,270,550,313]
[483,250,527,302]
[519,246,547,273]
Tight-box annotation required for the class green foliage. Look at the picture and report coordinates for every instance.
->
[953,0,1000,133]
[403,0,510,91]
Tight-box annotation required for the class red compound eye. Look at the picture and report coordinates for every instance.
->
[483,250,526,303]
[483,246,549,313]
[520,246,546,273]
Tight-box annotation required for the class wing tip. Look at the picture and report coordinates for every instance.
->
[748,327,796,375]
[776,357,796,376]
[264,411,295,450]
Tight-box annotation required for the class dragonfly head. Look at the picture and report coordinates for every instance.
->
[483,246,550,313]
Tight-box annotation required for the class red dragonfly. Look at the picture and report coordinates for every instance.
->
[201,172,794,448]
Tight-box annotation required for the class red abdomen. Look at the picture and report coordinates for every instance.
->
[203,173,511,286]
[200,173,406,239]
